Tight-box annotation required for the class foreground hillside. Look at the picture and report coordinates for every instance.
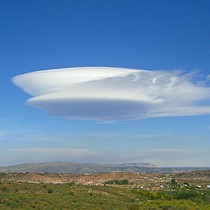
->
[1,180,210,210]
[1,171,210,209]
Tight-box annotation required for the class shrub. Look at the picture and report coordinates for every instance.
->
[1,186,8,192]
[47,188,53,194]
[104,179,129,185]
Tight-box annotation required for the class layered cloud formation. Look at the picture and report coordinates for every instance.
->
[13,67,210,121]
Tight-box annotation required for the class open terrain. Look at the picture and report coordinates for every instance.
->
[1,170,210,209]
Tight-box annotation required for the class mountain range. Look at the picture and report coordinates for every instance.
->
[0,162,209,174]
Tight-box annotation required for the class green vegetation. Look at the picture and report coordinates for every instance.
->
[130,188,210,209]
[0,181,134,209]
[0,175,210,209]
[104,179,129,185]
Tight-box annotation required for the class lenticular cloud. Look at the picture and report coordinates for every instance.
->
[13,67,210,120]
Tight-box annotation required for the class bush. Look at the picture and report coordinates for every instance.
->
[104,179,129,185]
[129,204,140,210]
[47,188,53,194]
[68,182,75,186]
[1,186,8,192]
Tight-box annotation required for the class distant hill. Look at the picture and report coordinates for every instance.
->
[0,162,157,174]
[0,162,209,174]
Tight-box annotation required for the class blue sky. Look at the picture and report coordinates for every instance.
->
[1,0,210,167]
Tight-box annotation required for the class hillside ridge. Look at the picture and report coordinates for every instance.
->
[0,162,209,174]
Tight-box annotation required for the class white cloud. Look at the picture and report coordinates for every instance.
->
[13,67,210,121]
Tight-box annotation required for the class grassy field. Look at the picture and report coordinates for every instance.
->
[1,179,210,209]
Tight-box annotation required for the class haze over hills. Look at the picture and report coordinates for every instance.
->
[0,162,209,174]
[0,162,156,174]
